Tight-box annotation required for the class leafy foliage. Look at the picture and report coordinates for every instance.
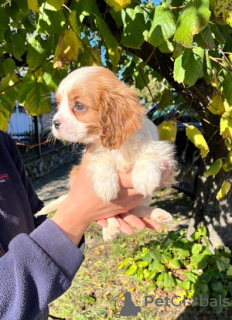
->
[0,0,231,201]
[119,227,232,313]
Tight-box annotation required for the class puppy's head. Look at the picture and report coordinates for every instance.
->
[52,66,144,149]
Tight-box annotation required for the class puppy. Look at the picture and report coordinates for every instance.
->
[36,66,177,241]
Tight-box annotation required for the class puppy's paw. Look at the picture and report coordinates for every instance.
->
[150,208,173,223]
[102,217,121,241]
[94,177,120,202]
[132,162,161,196]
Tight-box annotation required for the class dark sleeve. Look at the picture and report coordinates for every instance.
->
[4,133,46,226]
[0,219,85,320]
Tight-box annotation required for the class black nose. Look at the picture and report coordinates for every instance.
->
[53,120,60,130]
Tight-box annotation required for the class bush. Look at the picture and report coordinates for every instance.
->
[119,227,232,313]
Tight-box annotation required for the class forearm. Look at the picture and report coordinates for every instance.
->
[0,220,85,320]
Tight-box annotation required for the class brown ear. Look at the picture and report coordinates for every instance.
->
[98,86,144,150]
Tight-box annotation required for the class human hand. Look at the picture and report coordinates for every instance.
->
[97,161,172,234]
[51,151,145,245]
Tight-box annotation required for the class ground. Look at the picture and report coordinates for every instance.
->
[33,163,195,320]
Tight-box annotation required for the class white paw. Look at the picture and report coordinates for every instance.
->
[94,177,120,202]
[102,217,121,241]
[150,208,173,223]
[132,163,161,196]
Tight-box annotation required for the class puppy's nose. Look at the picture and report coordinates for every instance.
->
[53,120,61,130]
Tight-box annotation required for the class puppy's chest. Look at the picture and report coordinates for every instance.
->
[110,150,138,171]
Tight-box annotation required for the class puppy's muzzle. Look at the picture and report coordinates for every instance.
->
[53,120,61,130]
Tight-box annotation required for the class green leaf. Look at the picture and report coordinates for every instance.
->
[204,159,223,177]
[211,281,223,293]
[191,226,207,240]
[174,47,204,87]
[5,30,26,61]
[125,263,137,275]
[47,0,65,10]
[37,3,66,35]
[118,257,130,270]
[203,51,213,85]
[191,243,202,255]
[134,65,149,90]
[158,89,173,110]
[143,269,150,279]
[137,261,149,268]
[163,273,175,290]
[0,93,16,131]
[158,40,174,53]
[136,267,144,280]
[54,29,82,68]
[223,150,232,172]
[195,25,215,49]
[147,3,176,47]
[19,77,52,115]
[186,125,209,158]
[185,272,198,283]
[227,266,232,277]
[150,260,166,272]
[222,73,232,105]
[27,38,47,68]
[180,280,191,291]
[121,6,148,49]
[95,17,120,70]
[167,258,182,270]
[216,256,230,272]
[216,180,231,201]
[174,0,211,48]
[2,58,16,75]
[190,254,208,269]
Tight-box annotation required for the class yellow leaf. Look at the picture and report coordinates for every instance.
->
[186,125,209,158]
[220,110,232,140]
[225,138,232,151]
[28,0,40,12]
[54,29,82,68]
[158,120,177,142]
[105,0,131,12]
[223,151,232,171]
[216,181,231,201]
[207,93,225,115]
[204,159,222,177]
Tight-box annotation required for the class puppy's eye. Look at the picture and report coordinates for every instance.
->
[74,103,85,111]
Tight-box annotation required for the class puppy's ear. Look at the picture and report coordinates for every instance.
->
[99,87,144,149]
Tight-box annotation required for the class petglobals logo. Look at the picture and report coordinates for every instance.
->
[111,291,141,318]
[111,291,230,318]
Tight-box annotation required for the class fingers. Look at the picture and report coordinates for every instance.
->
[96,220,108,227]
[160,162,172,187]
[120,212,146,230]
[116,216,134,235]
[141,217,162,230]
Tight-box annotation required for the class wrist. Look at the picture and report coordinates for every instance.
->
[51,204,90,246]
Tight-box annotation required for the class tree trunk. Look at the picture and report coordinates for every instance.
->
[186,155,232,250]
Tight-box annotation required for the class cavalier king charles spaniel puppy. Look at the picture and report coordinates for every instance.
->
[37,66,177,241]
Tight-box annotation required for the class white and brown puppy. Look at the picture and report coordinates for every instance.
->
[37,66,177,241]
